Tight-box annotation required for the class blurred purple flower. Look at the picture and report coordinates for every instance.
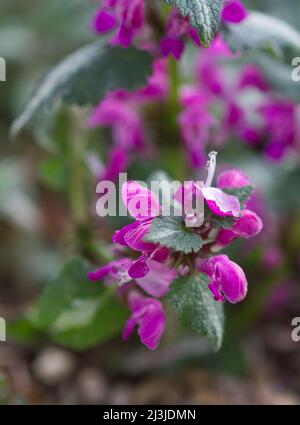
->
[123,290,166,350]
[161,8,201,60]
[222,0,248,23]
[92,0,146,47]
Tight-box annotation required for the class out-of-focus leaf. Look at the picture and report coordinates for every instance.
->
[39,157,69,191]
[7,316,43,344]
[223,11,300,60]
[254,54,300,102]
[168,273,225,351]
[34,258,129,350]
[164,0,223,47]
[11,41,153,135]
[0,159,40,231]
[52,293,129,350]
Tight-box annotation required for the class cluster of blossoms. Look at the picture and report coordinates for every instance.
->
[88,58,169,181]
[89,153,263,350]
[89,0,300,183]
[180,45,300,165]
[89,1,251,180]
[92,0,247,52]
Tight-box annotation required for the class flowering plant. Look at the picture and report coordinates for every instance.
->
[11,0,300,353]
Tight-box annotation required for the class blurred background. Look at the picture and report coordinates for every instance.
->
[0,0,300,405]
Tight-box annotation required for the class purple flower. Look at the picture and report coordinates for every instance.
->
[137,59,170,101]
[134,259,176,297]
[217,169,251,189]
[89,254,174,298]
[179,89,216,167]
[88,91,147,151]
[202,255,248,303]
[222,0,248,24]
[161,9,201,60]
[217,208,263,247]
[259,100,299,161]
[201,187,241,217]
[239,65,270,92]
[92,0,146,48]
[122,180,160,219]
[88,257,133,285]
[123,290,166,350]
[201,153,241,218]
[100,147,130,182]
[113,218,157,252]
[174,152,242,220]
[88,90,148,181]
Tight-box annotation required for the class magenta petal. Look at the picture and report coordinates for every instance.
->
[128,257,149,279]
[217,229,237,247]
[188,28,202,46]
[202,255,248,304]
[124,219,157,252]
[92,9,117,34]
[114,25,134,48]
[113,220,156,252]
[217,169,251,189]
[160,37,185,60]
[135,260,176,298]
[122,181,160,220]
[123,316,138,340]
[137,303,166,350]
[202,187,241,217]
[222,0,248,24]
[88,265,111,281]
[123,291,166,350]
[232,209,263,238]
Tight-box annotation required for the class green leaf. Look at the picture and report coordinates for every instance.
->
[222,185,254,210]
[7,316,43,344]
[164,0,223,47]
[34,257,129,350]
[210,216,237,229]
[146,216,203,254]
[11,41,153,135]
[223,11,300,59]
[52,293,129,351]
[39,157,69,190]
[252,53,300,103]
[168,273,225,350]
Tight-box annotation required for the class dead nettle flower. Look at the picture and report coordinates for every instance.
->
[91,0,248,54]
[87,59,170,182]
[88,153,263,350]
[161,0,248,60]
[92,0,147,47]
[181,36,300,164]
[222,0,248,24]
[160,8,201,60]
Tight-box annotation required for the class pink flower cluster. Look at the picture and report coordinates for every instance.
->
[179,44,300,166]
[88,59,170,181]
[89,153,263,350]
[92,0,247,54]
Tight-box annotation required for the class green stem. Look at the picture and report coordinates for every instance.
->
[168,56,180,122]
[69,135,88,228]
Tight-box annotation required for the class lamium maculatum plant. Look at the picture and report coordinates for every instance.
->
[11,0,300,353]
